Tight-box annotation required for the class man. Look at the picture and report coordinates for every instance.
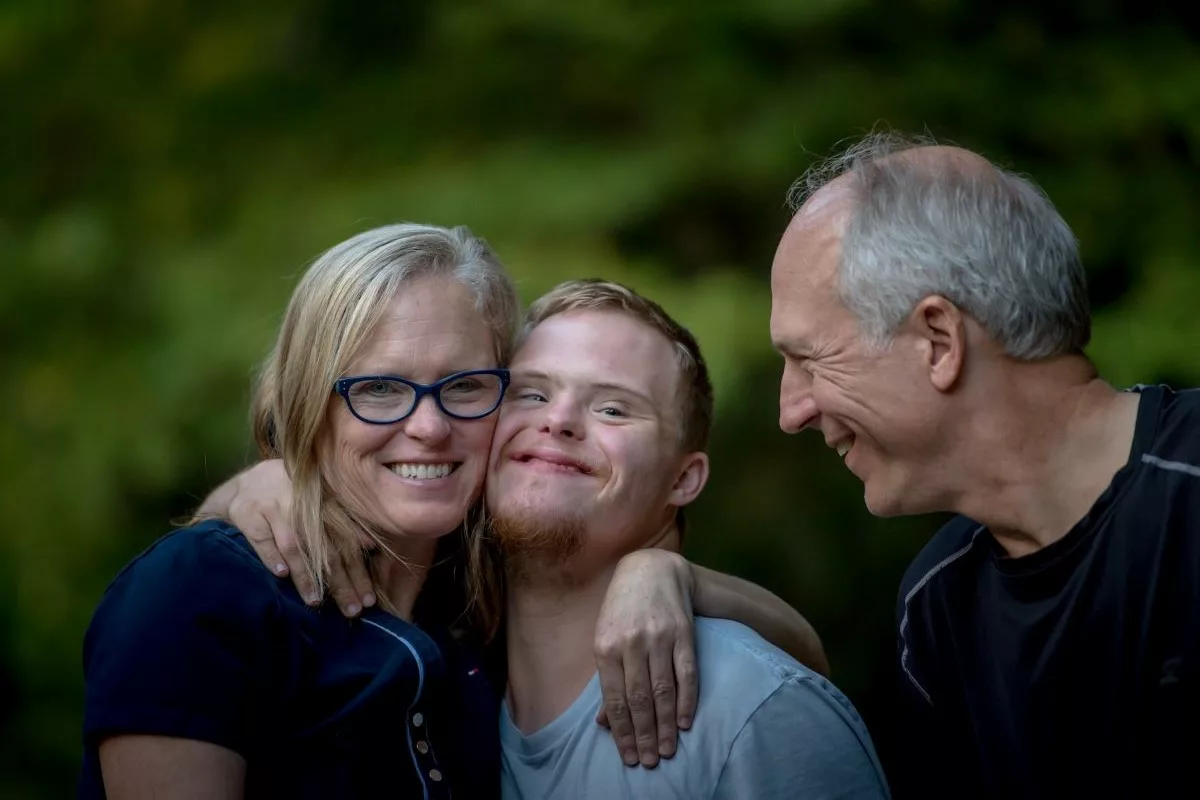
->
[489,280,888,798]
[770,131,1200,798]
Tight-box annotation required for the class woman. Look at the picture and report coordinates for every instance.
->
[83,223,532,798]
[82,223,823,798]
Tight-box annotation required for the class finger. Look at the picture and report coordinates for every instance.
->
[327,551,364,618]
[595,707,610,729]
[673,631,698,730]
[240,511,289,579]
[623,651,660,768]
[596,647,639,766]
[343,548,375,609]
[648,642,679,758]
[265,508,315,605]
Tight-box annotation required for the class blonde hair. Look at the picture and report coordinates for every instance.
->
[252,223,517,625]
[522,279,713,452]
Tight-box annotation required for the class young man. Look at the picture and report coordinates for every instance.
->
[772,131,1200,798]
[489,280,887,798]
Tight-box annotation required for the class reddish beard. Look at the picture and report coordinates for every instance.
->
[490,507,586,584]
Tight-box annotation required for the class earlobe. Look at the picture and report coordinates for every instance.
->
[914,296,964,393]
[668,452,710,508]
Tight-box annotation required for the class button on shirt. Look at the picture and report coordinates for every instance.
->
[80,521,500,799]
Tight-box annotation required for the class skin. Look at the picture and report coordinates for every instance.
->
[770,144,1141,555]
[100,737,244,800]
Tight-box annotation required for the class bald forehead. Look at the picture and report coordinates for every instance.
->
[888,144,995,175]
[774,181,853,292]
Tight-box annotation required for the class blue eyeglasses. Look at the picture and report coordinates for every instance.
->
[333,368,511,425]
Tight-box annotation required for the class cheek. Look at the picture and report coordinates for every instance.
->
[455,416,499,465]
[328,410,394,466]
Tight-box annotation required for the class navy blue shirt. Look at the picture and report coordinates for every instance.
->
[81,519,500,799]
[892,385,1200,798]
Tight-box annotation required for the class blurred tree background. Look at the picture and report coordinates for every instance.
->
[4,0,1200,795]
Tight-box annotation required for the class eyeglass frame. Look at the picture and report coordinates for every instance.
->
[332,368,511,425]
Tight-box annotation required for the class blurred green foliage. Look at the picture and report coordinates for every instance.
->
[4,0,1200,795]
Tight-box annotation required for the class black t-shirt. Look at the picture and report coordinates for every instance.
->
[893,384,1200,798]
[80,520,500,799]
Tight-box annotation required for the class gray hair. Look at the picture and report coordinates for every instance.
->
[787,132,1090,359]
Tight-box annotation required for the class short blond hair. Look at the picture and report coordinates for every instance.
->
[252,223,517,620]
[522,279,713,453]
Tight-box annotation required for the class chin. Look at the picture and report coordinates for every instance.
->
[862,480,905,518]
[380,505,470,540]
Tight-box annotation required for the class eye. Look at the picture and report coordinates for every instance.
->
[443,377,484,396]
[515,389,547,403]
[597,406,626,418]
[361,380,398,396]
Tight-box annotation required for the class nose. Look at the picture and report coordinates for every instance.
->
[538,397,584,440]
[401,394,452,444]
[779,362,819,434]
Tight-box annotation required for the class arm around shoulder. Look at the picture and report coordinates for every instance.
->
[711,672,891,800]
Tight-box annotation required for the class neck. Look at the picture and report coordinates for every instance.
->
[944,356,1139,557]
[504,564,615,734]
[371,536,440,621]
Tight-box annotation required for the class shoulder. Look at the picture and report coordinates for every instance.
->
[898,515,985,613]
[693,618,862,728]
[105,519,273,597]
[83,521,289,753]
[86,520,280,652]
[1131,384,1200,468]
[693,622,888,797]
[694,617,806,688]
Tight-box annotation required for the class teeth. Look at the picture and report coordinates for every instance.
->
[391,463,454,480]
[836,442,851,458]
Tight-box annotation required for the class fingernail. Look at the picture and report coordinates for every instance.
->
[346,603,361,616]
[622,750,638,766]
[274,563,288,575]
[641,753,658,767]
[306,593,320,606]
[659,740,675,756]
[679,716,692,729]
[362,593,376,607]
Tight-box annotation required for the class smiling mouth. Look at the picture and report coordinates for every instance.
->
[388,462,460,480]
[515,455,591,474]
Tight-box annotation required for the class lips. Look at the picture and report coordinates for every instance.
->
[509,448,594,474]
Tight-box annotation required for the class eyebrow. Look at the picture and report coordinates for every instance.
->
[511,369,657,406]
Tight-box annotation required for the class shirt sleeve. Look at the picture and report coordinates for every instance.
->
[82,524,284,756]
[711,673,891,800]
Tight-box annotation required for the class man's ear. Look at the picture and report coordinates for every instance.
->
[668,451,709,509]
[910,295,965,392]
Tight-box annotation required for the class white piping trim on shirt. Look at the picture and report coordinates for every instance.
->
[1142,453,1200,479]
[363,618,430,800]
[898,526,986,706]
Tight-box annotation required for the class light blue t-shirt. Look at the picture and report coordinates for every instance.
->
[501,617,890,799]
